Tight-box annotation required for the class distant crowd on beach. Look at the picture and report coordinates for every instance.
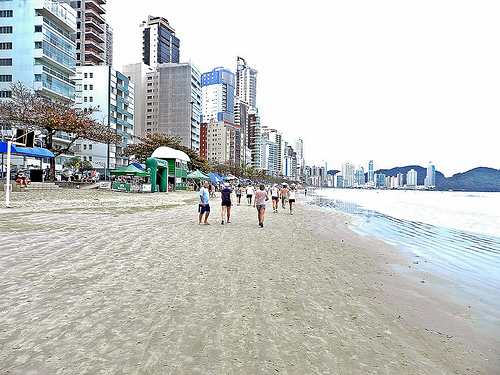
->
[198,180,305,228]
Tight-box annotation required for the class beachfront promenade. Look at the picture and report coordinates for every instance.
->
[0,190,498,374]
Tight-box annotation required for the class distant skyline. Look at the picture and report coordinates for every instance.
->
[107,0,500,177]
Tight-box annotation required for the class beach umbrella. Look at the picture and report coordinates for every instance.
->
[187,170,210,179]
[110,164,149,177]
[208,173,224,184]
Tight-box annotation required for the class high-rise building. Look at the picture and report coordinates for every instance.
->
[260,129,281,177]
[0,0,77,170]
[247,110,261,169]
[282,143,297,179]
[141,16,180,67]
[235,56,257,110]
[407,169,418,187]
[145,62,201,152]
[425,161,436,188]
[201,67,235,125]
[295,138,305,181]
[73,66,134,172]
[70,0,112,66]
[201,121,242,167]
[355,166,365,186]
[234,56,257,165]
[368,160,374,186]
[341,162,356,187]
[0,0,77,103]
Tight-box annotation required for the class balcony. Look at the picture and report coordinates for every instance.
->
[85,0,105,15]
[84,7,104,24]
[84,49,105,64]
[85,29,105,44]
[84,17,104,34]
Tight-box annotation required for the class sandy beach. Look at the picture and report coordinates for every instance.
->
[0,188,498,374]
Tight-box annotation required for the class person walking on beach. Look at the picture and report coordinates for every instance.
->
[280,184,288,209]
[235,184,243,206]
[270,184,280,213]
[220,183,232,224]
[288,185,297,215]
[246,183,255,205]
[199,180,210,225]
[254,183,269,227]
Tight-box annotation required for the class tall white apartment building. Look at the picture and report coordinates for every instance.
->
[406,168,418,187]
[341,162,356,187]
[73,66,134,172]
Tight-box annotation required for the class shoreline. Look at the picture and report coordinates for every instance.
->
[306,189,500,342]
[0,189,498,373]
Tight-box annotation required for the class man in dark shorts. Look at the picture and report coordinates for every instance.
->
[199,180,210,225]
[220,183,232,224]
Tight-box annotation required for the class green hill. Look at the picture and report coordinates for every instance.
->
[436,167,500,192]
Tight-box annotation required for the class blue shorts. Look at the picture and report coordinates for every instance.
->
[199,204,210,214]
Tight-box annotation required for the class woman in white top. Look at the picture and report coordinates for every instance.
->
[270,184,280,212]
[287,185,296,215]
[246,184,255,205]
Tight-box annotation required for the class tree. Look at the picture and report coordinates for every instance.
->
[0,82,121,180]
[63,156,93,174]
[123,132,211,173]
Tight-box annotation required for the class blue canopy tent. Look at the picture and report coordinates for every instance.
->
[208,173,224,185]
[0,142,55,158]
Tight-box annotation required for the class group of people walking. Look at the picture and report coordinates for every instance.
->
[198,180,297,228]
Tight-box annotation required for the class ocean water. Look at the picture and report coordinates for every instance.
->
[309,189,500,338]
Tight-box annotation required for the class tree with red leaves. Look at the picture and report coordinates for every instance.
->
[0,82,121,180]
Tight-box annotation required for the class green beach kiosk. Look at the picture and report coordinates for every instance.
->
[147,147,190,192]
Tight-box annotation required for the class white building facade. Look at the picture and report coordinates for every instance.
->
[73,66,134,172]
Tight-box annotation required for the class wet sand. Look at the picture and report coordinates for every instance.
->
[0,189,498,374]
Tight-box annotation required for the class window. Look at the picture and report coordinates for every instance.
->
[0,26,13,33]
[34,25,42,32]
[88,156,93,161]
[83,144,87,150]
[0,42,12,49]
[89,144,92,150]
[89,73,93,78]
[89,96,93,102]
[0,91,12,98]
[89,84,93,90]
[0,75,12,82]
[84,97,87,102]
[34,41,42,49]
[0,58,12,66]
[84,73,88,78]
[84,84,87,90]
[0,10,13,17]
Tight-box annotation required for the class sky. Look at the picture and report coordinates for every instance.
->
[106,0,500,177]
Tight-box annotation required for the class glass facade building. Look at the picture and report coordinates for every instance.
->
[0,0,77,102]
[142,16,180,66]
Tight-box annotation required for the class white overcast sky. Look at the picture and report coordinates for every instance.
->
[107,0,499,177]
